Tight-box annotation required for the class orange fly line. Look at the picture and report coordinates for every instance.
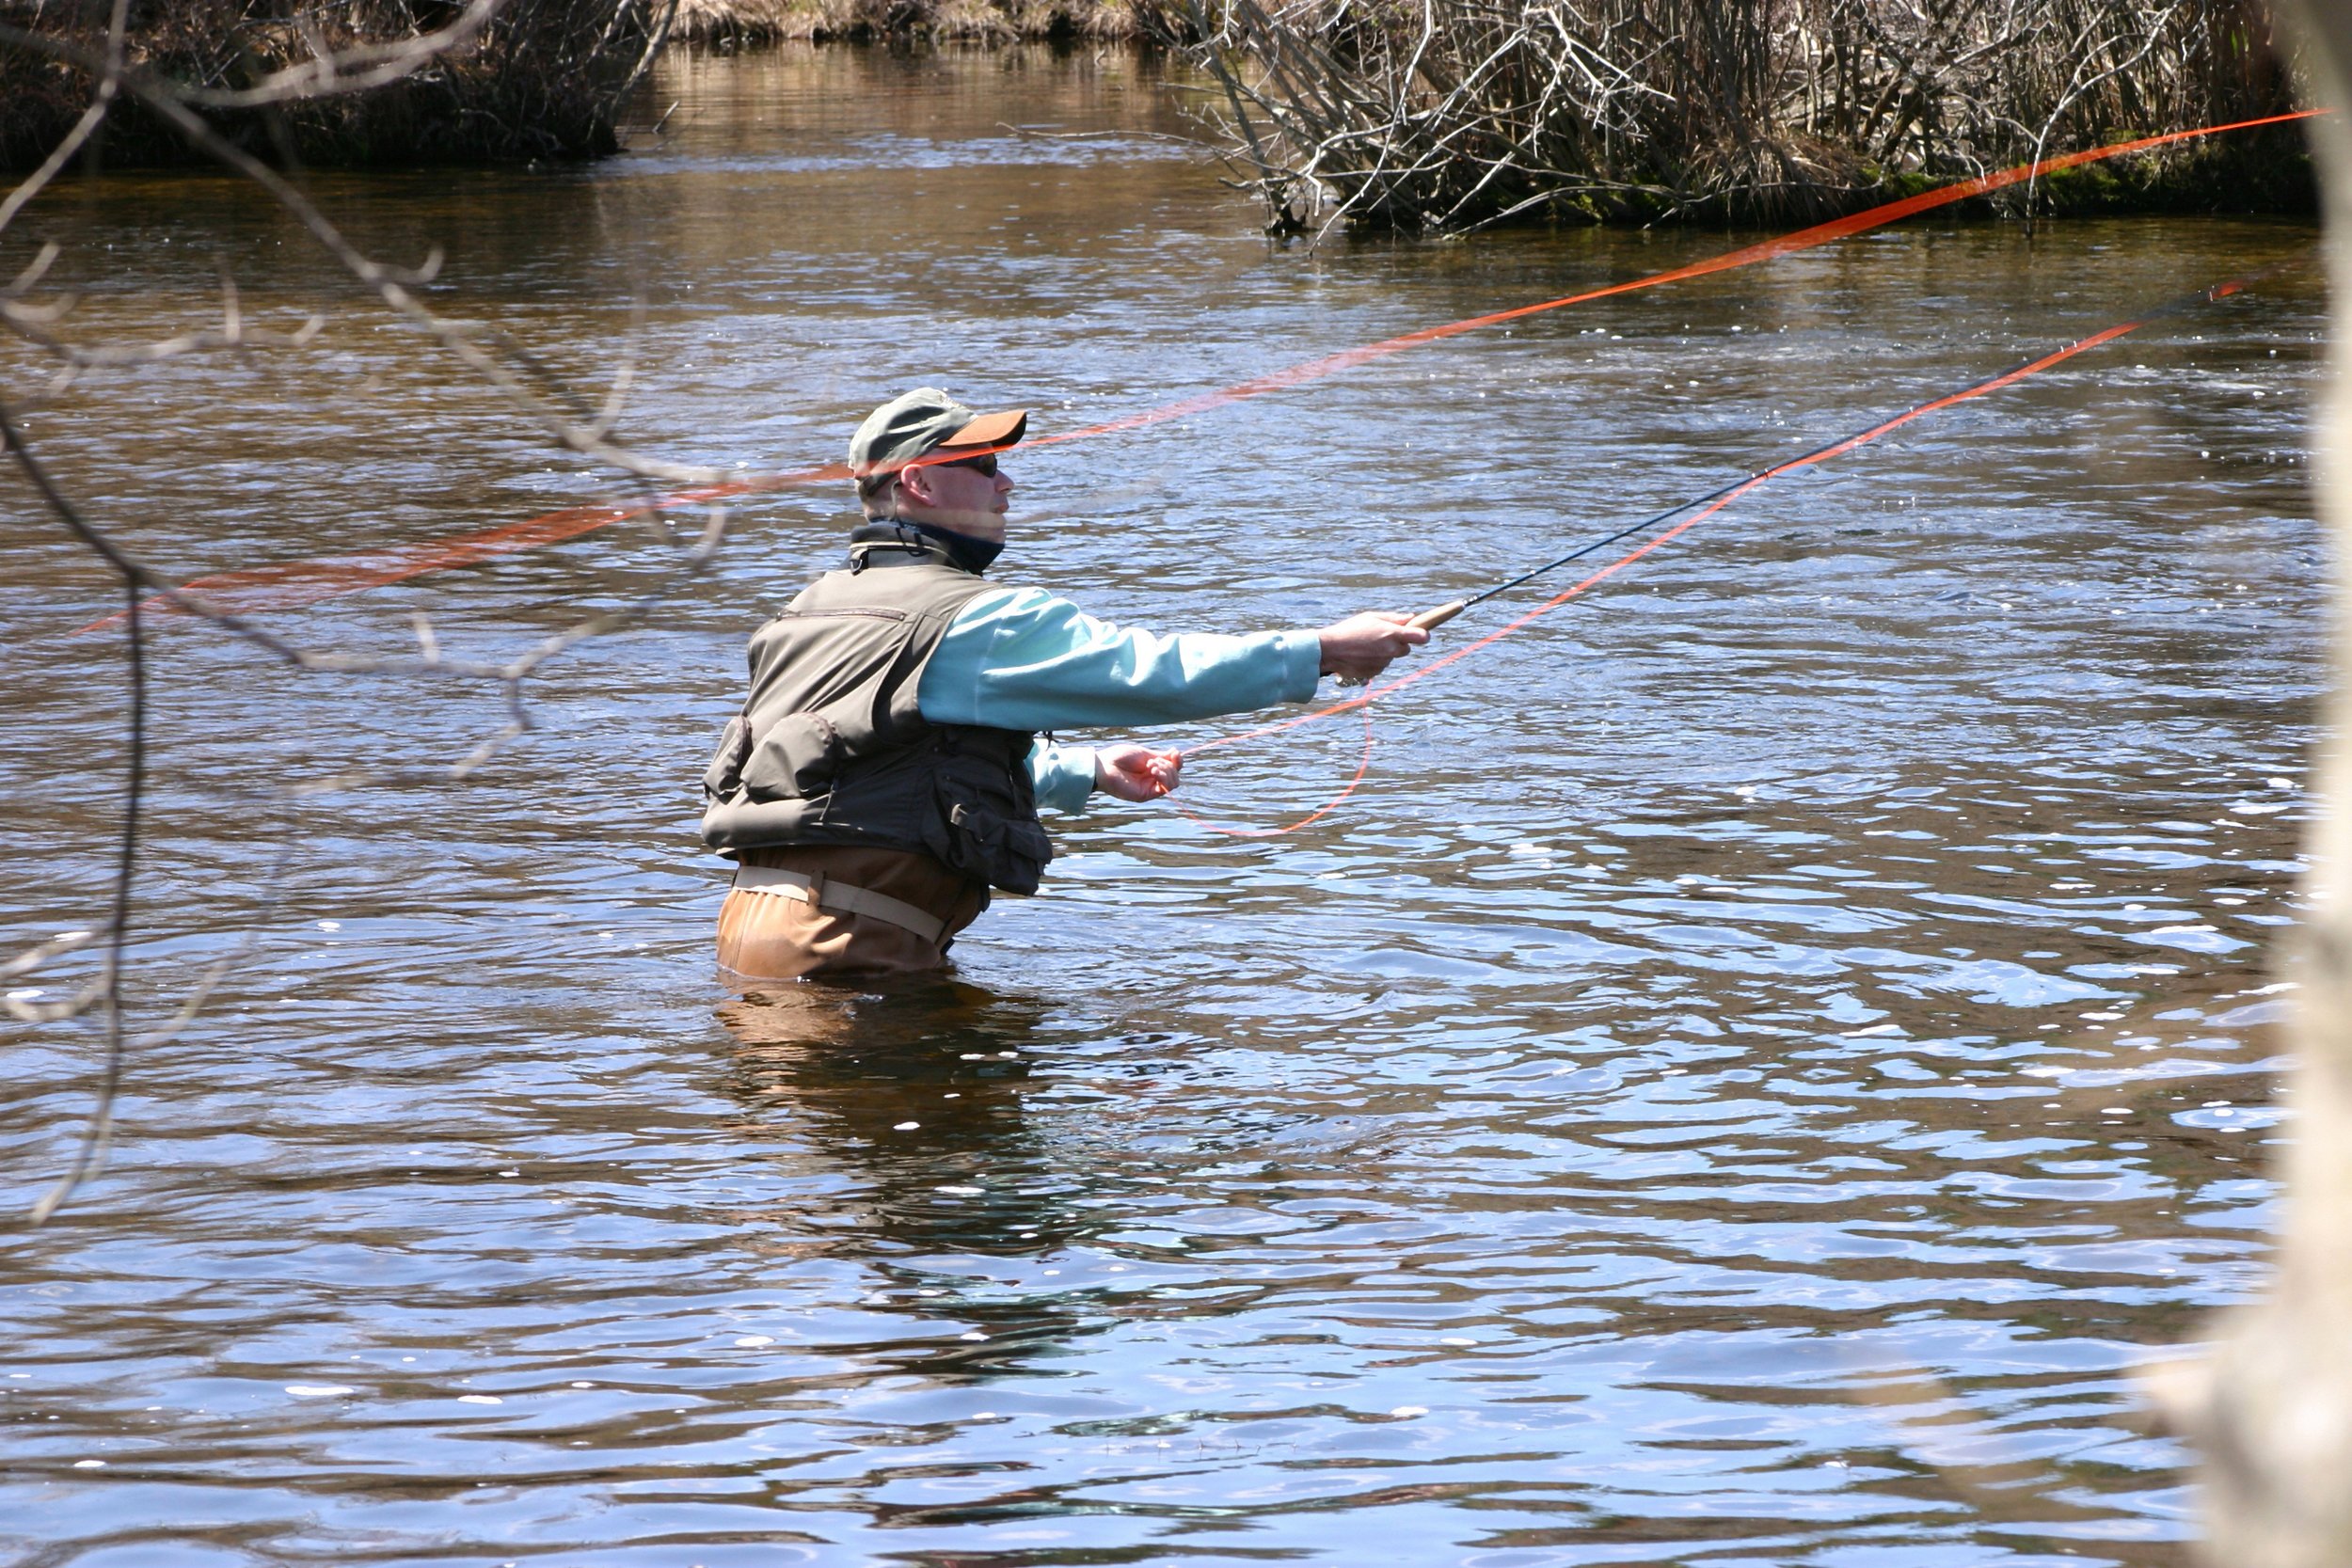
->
[78,108,2323,634]
[1167,277,2258,837]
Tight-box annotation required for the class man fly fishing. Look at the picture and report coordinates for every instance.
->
[699,388,1429,978]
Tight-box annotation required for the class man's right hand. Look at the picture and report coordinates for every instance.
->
[1316,611,1431,684]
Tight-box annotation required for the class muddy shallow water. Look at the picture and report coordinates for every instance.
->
[0,42,2328,1568]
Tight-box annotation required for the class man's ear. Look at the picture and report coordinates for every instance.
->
[898,462,936,505]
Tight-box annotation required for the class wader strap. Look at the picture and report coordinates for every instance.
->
[731,863,948,944]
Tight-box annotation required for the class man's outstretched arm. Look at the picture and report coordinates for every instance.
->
[941,590,1423,812]
[921,588,1427,732]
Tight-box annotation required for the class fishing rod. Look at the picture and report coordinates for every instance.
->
[1396,272,2270,639]
[1399,481,1777,636]
[1174,268,2280,836]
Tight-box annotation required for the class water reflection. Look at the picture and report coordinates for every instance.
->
[718,979,1091,1379]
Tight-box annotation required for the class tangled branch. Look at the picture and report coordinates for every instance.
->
[1183,0,2304,235]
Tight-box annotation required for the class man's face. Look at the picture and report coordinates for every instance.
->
[898,451,1015,542]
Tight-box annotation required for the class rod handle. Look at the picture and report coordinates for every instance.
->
[1409,598,1469,632]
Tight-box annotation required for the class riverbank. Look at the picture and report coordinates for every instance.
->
[673,0,1156,41]
[0,1,662,171]
[1191,0,2312,233]
[1,1,2312,227]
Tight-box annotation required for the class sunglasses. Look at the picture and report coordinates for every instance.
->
[939,452,999,478]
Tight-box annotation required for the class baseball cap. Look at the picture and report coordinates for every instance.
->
[847,388,1028,477]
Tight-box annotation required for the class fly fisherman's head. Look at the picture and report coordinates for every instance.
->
[847,388,1025,570]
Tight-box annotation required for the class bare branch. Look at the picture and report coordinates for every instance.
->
[1182,0,2298,233]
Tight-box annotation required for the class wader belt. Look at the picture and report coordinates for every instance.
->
[730,863,949,944]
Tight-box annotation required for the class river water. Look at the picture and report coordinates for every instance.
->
[0,42,2327,1568]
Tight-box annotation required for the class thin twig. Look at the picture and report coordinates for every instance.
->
[29,569,145,1224]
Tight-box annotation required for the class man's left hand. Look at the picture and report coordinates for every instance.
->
[1096,745,1182,800]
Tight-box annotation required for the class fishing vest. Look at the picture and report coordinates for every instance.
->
[699,536,1053,895]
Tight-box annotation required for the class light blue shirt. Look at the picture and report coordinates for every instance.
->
[915,586,1325,813]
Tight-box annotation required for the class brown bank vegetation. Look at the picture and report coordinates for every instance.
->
[672,0,1152,43]
[1180,0,2312,235]
[0,0,675,170]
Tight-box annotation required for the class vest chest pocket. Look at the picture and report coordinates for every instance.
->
[740,712,846,800]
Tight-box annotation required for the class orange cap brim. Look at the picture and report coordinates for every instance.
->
[941,408,1028,451]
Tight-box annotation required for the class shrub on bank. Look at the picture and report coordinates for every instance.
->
[0,0,670,171]
[673,0,1156,42]
[1182,0,2312,234]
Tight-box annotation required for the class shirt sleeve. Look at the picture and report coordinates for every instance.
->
[917,586,1324,733]
[1027,737,1099,815]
